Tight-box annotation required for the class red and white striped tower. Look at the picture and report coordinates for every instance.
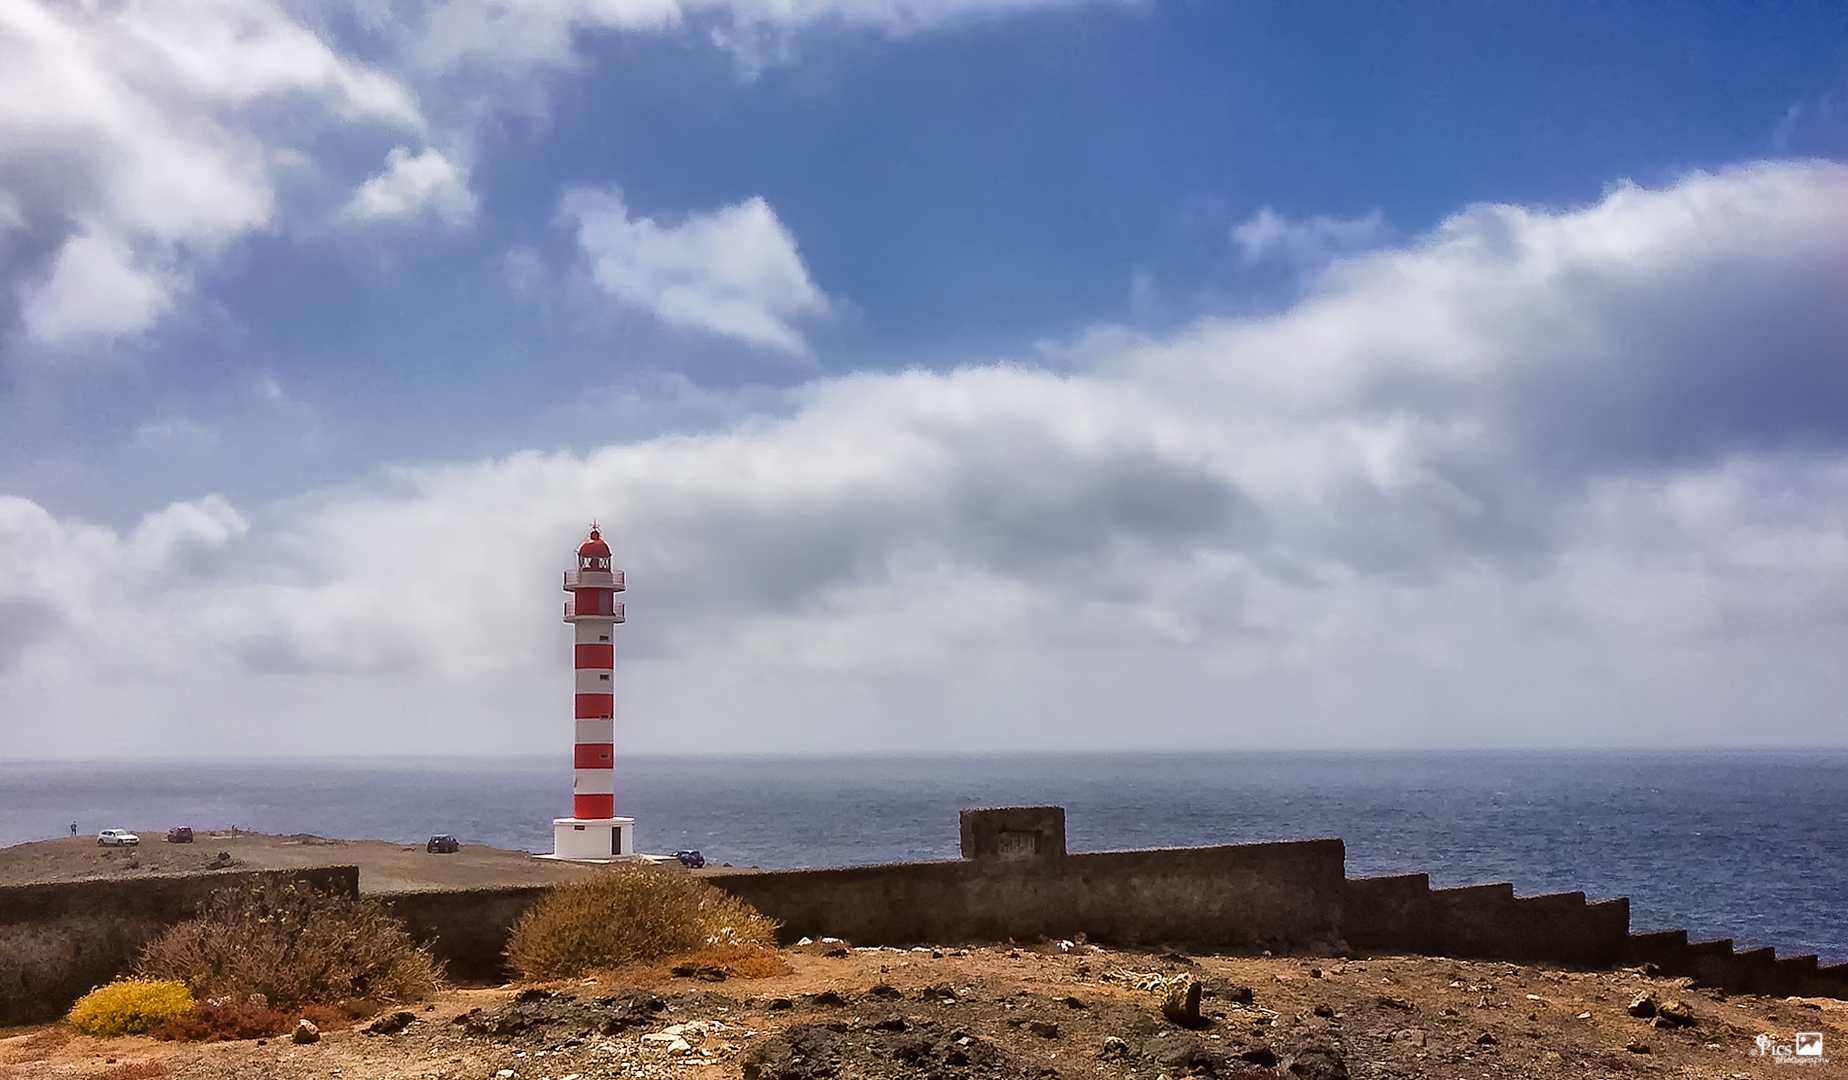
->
[548,526,636,860]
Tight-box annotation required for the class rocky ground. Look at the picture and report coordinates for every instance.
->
[4,943,1843,1080]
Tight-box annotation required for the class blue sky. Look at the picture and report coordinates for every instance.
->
[3,0,1847,758]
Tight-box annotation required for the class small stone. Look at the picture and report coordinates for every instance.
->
[1475,1032,1498,1045]
[1027,1020,1059,1038]
[1627,992,1658,1018]
[291,1019,321,1044]
[1379,995,1416,1011]
[364,1010,417,1035]
[1098,1036,1130,1060]
[1654,999,1696,1027]
[1626,1039,1651,1054]
[1312,1004,1335,1018]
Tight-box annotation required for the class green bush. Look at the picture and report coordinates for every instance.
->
[506,865,780,980]
[67,979,194,1037]
[136,878,442,1009]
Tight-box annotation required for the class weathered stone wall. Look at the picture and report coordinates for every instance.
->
[0,867,359,1027]
[381,886,553,982]
[708,839,1348,952]
[1626,929,1848,998]
[1344,873,1629,968]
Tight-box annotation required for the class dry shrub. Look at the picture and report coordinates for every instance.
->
[66,979,194,1037]
[150,999,285,1042]
[136,878,442,1009]
[102,1061,167,1080]
[507,865,780,980]
[668,943,793,981]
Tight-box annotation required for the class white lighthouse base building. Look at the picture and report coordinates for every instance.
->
[542,817,637,862]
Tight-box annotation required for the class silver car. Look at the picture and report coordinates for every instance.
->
[96,829,139,846]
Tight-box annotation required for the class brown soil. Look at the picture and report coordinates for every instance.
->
[4,945,1843,1080]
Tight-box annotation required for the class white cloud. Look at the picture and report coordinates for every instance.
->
[343,146,477,226]
[1232,206,1389,270]
[407,0,1116,75]
[0,0,423,348]
[4,161,1848,758]
[562,187,829,355]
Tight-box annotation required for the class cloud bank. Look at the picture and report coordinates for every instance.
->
[3,161,1847,758]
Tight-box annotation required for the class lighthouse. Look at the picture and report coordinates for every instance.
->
[547,526,636,861]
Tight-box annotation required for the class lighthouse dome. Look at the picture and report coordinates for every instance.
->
[577,528,612,560]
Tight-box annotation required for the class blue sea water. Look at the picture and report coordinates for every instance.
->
[2,750,1843,965]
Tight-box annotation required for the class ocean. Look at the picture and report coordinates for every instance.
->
[3,750,1844,965]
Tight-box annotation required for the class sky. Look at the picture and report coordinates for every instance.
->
[2,0,1848,759]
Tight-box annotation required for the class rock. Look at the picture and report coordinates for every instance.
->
[670,962,728,981]
[1378,995,1416,1011]
[740,1024,841,1080]
[1026,1020,1059,1039]
[869,1016,908,1032]
[1280,1047,1350,1080]
[1625,1039,1651,1054]
[290,1019,320,1045]
[1161,979,1203,1026]
[867,983,902,999]
[1143,1031,1203,1068]
[1098,1035,1130,1061]
[364,1011,417,1035]
[1394,1028,1426,1047]
[811,990,849,1007]
[1312,1003,1335,1018]
[1654,999,1696,1028]
[1061,995,1088,1009]
[1475,1032,1498,1045]
[1239,1047,1279,1067]
[1627,992,1657,1018]
[246,993,268,1008]
[766,998,794,1011]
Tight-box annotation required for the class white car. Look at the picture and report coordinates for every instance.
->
[96,829,139,846]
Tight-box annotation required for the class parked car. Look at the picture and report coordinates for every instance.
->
[166,826,194,843]
[673,849,705,869]
[426,835,460,853]
[97,829,139,847]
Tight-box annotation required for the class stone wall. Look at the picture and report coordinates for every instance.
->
[708,838,1347,952]
[381,886,552,983]
[1344,873,1629,968]
[0,867,359,1027]
[1625,929,1848,998]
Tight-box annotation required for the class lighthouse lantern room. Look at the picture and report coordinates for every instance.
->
[546,526,636,861]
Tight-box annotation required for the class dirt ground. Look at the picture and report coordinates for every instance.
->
[4,944,1844,1080]
[0,832,658,894]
